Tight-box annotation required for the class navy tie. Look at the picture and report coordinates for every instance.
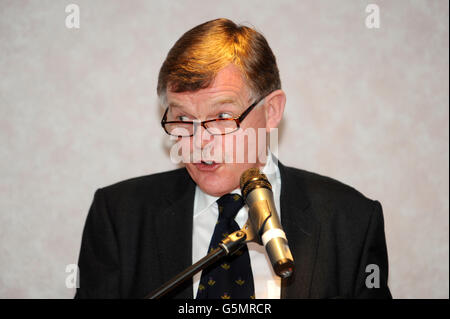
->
[196,193,255,299]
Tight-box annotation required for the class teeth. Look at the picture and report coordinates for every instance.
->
[203,161,214,165]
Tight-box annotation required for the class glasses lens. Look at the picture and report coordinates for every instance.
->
[164,123,193,137]
[205,120,238,135]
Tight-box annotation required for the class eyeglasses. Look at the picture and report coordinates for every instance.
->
[161,95,265,137]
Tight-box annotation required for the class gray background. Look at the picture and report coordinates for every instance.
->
[0,0,448,298]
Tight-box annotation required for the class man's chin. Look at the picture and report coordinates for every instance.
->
[196,178,235,197]
[186,163,238,197]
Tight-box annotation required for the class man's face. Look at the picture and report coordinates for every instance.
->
[165,64,278,197]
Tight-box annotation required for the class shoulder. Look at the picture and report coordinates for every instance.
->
[96,167,194,206]
[283,165,371,201]
[281,164,381,223]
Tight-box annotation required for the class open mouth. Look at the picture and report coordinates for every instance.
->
[194,160,221,171]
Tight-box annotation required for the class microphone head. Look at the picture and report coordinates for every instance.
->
[239,167,272,199]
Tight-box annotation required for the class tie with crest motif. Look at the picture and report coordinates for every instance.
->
[196,193,255,299]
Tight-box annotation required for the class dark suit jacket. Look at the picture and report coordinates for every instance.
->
[75,162,392,299]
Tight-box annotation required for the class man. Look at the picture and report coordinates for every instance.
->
[75,18,392,299]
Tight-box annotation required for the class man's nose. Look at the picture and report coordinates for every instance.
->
[192,123,214,150]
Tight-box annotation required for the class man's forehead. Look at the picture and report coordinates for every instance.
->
[167,90,244,106]
[167,97,239,108]
[166,64,251,107]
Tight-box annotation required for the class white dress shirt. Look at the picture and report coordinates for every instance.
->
[192,153,282,299]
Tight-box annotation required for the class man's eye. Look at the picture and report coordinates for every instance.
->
[177,115,191,121]
[217,113,233,119]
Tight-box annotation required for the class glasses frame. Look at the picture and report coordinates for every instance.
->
[161,95,265,137]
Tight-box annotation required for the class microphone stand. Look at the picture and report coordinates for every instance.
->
[145,228,250,299]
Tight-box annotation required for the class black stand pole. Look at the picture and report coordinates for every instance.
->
[145,246,226,299]
[145,230,247,299]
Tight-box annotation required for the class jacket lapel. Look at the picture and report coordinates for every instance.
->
[154,168,196,299]
[278,162,320,299]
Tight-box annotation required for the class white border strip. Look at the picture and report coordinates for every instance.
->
[261,228,287,246]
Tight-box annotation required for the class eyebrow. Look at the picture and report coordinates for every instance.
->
[167,102,184,109]
[212,99,238,107]
[167,98,240,110]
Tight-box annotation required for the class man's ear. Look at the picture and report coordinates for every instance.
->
[264,90,286,132]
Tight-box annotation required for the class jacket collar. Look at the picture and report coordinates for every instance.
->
[154,168,196,299]
[278,161,320,299]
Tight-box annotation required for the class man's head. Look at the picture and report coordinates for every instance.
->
[158,18,286,196]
